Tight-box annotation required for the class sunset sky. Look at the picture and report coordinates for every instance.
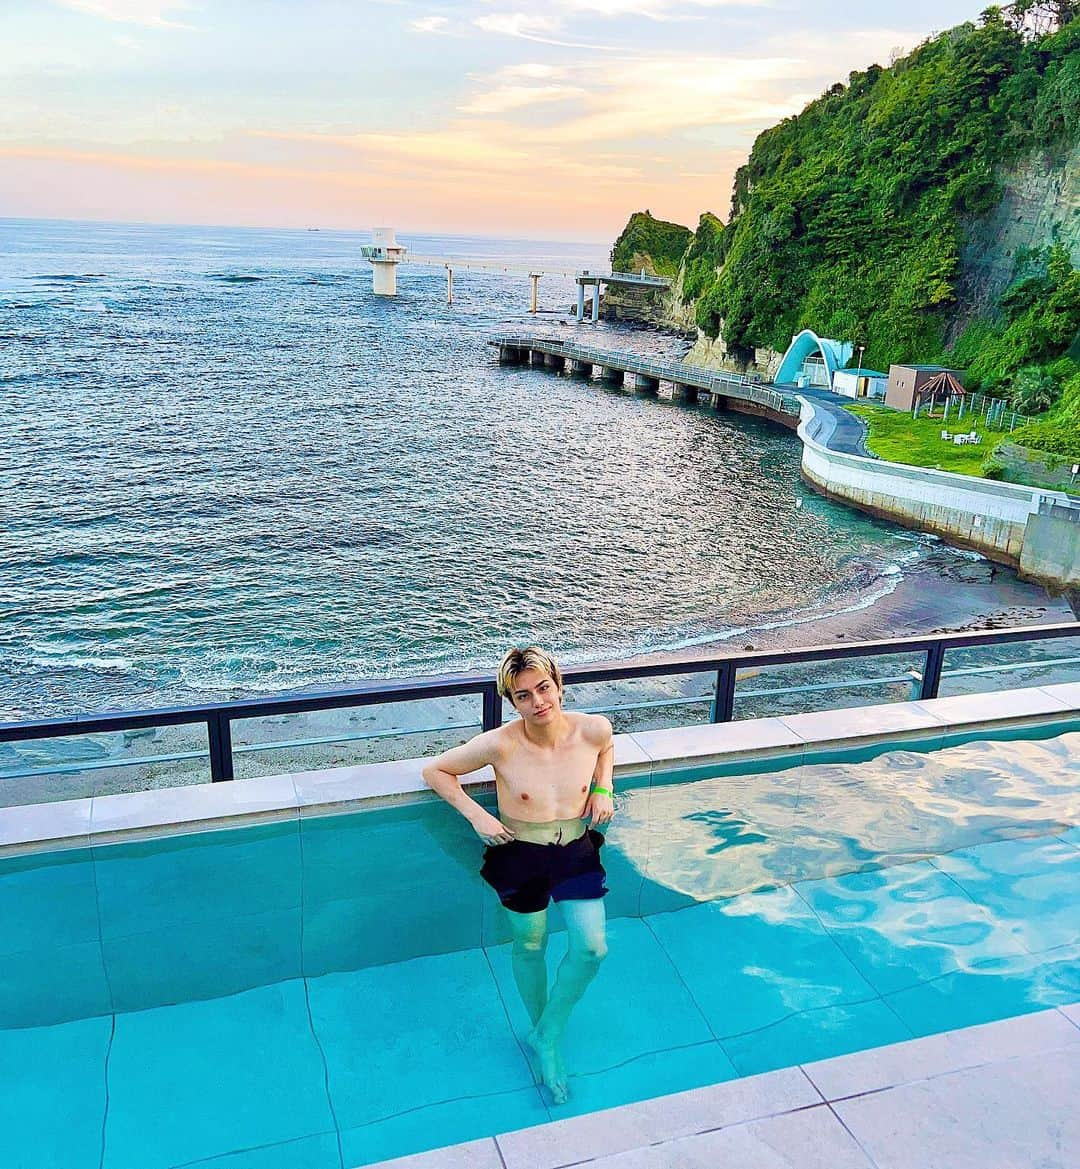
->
[3,0,986,239]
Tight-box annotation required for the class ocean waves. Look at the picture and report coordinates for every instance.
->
[0,219,985,718]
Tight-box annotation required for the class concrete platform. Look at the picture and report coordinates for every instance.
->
[365,1005,1080,1168]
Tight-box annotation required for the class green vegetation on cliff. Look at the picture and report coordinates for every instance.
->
[950,243,1080,393]
[610,211,692,277]
[681,212,726,302]
[1009,369,1080,458]
[705,11,1080,372]
[613,10,1080,463]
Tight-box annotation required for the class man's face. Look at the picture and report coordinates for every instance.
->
[509,667,562,726]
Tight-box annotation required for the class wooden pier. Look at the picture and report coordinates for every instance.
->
[491,334,801,423]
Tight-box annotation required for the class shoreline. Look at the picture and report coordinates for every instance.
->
[2,548,1075,809]
[595,547,1076,670]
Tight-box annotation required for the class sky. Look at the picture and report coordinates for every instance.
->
[1,0,989,240]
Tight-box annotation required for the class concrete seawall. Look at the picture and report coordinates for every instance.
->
[797,399,1080,593]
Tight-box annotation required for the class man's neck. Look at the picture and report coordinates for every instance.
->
[523,712,571,749]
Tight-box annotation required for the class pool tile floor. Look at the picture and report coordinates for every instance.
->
[2,828,1078,1169]
[104,981,335,1169]
[0,1014,111,1169]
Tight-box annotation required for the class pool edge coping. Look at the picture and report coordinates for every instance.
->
[359,1002,1080,1169]
[1,682,1077,856]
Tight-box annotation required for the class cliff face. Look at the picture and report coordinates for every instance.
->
[953,142,1080,338]
[600,265,697,332]
[608,14,1080,387]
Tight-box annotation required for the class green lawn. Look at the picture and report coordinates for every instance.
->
[843,402,992,477]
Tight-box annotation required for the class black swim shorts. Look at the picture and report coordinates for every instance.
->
[480,829,608,915]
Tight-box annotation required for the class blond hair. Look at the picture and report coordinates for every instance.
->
[496,646,564,699]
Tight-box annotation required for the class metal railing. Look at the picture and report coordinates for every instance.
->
[579,271,672,288]
[492,335,796,417]
[0,623,1075,786]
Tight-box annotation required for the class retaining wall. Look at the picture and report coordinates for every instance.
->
[1020,499,1080,589]
[797,400,1078,584]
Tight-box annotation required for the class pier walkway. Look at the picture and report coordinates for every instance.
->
[574,270,671,321]
[403,258,669,315]
[491,334,801,420]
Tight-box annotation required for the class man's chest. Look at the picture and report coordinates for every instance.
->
[496,741,597,795]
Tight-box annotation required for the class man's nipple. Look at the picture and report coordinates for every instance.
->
[581,785,587,793]
[520,792,530,801]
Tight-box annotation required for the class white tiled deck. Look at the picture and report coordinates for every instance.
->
[1,683,1075,856]
[367,1006,1080,1169]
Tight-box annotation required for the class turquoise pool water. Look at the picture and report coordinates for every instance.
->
[2,729,1078,1168]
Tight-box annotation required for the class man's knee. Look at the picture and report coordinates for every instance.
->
[573,934,607,964]
[511,924,548,955]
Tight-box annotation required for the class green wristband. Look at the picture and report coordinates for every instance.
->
[590,786,614,798]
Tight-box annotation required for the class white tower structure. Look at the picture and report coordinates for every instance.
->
[361,227,407,295]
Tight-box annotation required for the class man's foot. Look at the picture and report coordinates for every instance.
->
[526,1029,569,1104]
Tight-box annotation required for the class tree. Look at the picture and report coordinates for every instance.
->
[1009,365,1061,412]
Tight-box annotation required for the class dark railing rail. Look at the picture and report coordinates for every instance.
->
[0,623,1076,785]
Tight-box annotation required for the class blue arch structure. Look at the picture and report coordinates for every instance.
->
[776,329,853,387]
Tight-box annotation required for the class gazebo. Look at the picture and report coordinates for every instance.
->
[885,364,966,412]
[911,369,966,415]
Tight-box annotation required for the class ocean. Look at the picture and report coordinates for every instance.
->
[2,217,976,721]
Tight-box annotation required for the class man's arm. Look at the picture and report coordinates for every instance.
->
[583,715,615,827]
[421,730,516,845]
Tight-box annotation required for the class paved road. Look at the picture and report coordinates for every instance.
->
[792,386,873,457]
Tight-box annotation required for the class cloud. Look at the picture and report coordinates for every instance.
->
[498,63,569,80]
[410,15,449,33]
[458,52,806,144]
[472,11,617,49]
[250,124,640,183]
[459,83,587,115]
[473,12,559,37]
[556,0,769,16]
[457,64,585,115]
[54,0,195,28]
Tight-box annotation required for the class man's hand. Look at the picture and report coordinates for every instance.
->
[469,809,517,846]
[584,791,614,828]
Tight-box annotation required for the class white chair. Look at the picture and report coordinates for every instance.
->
[941,430,951,440]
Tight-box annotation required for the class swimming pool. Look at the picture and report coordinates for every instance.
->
[2,727,1078,1169]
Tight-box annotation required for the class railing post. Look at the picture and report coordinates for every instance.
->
[920,642,946,701]
[710,663,736,723]
[208,713,234,781]
[481,684,503,732]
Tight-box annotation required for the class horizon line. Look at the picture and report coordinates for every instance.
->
[0,213,616,248]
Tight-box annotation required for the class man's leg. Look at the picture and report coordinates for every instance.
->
[528,897,608,1103]
[506,907,549,1027]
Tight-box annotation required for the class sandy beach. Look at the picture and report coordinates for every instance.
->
[618,546,1077,668]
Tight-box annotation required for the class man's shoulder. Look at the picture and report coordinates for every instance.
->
[487,722,519,754]
[567,710,613,744]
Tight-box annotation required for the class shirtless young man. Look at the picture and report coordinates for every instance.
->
[422,646,615,1104]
